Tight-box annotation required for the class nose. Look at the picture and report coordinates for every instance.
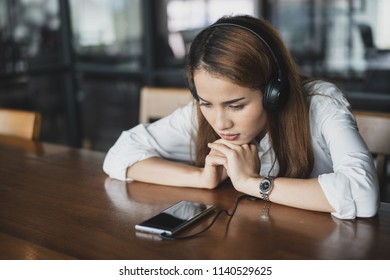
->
[214,110,233,131]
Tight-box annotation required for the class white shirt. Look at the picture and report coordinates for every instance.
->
[103,81,380,219]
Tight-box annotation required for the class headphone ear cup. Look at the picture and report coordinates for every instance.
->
[263,78,282,111]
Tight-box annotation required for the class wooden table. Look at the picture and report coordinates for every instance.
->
[1,135,390,260]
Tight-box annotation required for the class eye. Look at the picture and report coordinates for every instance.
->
[199,102,212,108]
[229,104,244,111]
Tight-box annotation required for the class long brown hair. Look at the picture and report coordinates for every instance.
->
[186,15,314,178]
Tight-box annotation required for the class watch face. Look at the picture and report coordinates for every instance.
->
[261,180,271,192]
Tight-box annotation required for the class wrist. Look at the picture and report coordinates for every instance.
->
[193,166,221,189]
[235,176,263,195]
[192,167,207,188]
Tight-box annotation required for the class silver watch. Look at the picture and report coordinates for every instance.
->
[259,177,274,201]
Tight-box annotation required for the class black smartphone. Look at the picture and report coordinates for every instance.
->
[135,201,215,236]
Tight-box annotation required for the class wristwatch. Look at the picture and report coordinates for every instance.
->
[259,177,274,201]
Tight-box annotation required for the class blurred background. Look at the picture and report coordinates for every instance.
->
[1,0,389,151]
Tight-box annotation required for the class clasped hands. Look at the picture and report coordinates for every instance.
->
[200,138,261,191]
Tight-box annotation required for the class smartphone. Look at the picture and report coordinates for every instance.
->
[135,201,215,236]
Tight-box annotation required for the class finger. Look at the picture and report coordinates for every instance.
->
[208,143,235,156]
[212,139,243,151]
[205,154,227,166]
[208,143,242,164]
[210,142,257,156]
[248,143,259,152]
[214,139,255,152]
[208,147,225,157]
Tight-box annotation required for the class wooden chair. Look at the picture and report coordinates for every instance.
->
[353,110,390,197]
[0,108,42,140]
[139,86,193,123]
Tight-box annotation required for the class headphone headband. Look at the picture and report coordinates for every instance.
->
[211,18,286,85]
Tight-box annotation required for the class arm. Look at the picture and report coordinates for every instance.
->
[126,157,202,187]
[244,177,334,213]
[208,141,335,213]
[309,83,379,218]
[126,154,227,189]
[103,103,197,181]
[103,102,227,188]
[314,110,380,218]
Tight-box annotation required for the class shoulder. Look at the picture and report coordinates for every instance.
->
[305,80,352,117]
[305,80,355,133]
[147,100,198,135]
[159,100,197,125]
[305,80,350,109]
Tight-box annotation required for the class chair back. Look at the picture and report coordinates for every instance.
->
[353,110,390,195]
[139,87,193,123]
[0,108,42,140]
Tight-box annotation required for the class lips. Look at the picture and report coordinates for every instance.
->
[219,133,240,141]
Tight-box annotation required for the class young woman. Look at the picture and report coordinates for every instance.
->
[103,15,379,219]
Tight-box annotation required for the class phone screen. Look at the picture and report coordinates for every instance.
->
[135,201,215,236]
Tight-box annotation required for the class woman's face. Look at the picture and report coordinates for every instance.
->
[194,69,268,145]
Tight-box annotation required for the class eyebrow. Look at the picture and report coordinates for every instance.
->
[198,95,246,105]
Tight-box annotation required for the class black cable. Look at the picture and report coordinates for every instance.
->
[159,194,250,240]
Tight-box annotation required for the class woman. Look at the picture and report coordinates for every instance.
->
[103,15,379,219]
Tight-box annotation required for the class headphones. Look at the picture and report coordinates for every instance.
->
[192,17,288,111]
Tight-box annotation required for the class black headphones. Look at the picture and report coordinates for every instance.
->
[195,17,288,111]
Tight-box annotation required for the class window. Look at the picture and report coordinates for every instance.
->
[0,0,62,74]
[69,0,143,67]
[156,0,260,66]
[377,0,390,49]
[273,0,390,78]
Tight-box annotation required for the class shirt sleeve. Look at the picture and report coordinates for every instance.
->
[103,102,197,181]
[311,84,380,219]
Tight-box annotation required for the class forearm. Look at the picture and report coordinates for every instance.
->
[127,157,204,188]
[240,177,335,213]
